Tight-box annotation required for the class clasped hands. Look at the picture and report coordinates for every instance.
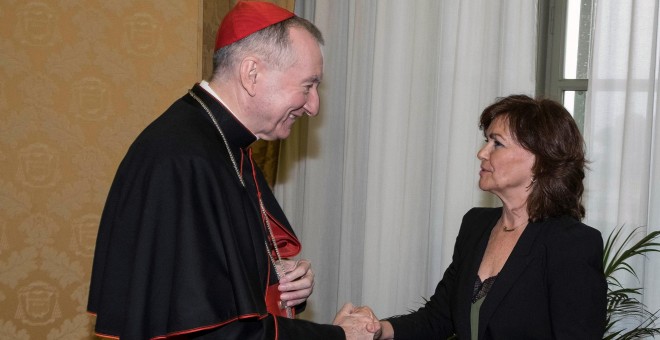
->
[276,260,386,339]
[332,303,384,339]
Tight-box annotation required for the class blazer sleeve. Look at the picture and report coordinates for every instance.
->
[386,208,491,339]
[385,254,457,339]
[545,221,607,339]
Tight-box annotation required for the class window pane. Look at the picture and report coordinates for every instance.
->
[563,0,592,79]
[563,90,586,132]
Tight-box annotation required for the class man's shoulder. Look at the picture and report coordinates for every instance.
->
[128,103,217,158]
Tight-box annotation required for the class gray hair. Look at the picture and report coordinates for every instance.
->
[211,16,324,80]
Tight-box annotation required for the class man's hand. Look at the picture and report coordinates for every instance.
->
[277,259,314,308]
[354,305,393,339]
[333,303,380,340]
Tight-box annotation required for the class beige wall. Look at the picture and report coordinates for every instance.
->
[0,0,293,338]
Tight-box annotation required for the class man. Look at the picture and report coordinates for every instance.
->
[87,1,376,339]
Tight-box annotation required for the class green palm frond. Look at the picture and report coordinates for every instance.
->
[603,226,660,339]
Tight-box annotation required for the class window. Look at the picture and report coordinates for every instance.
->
[537,0,594,131]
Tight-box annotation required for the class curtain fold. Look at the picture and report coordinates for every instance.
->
[278,0,537,322]
[584,0,660,319]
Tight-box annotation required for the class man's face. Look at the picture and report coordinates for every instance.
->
[252,27,324,140]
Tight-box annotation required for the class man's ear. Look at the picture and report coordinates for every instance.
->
[240,58,258,97]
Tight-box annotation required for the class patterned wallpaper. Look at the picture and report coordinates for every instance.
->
[0,1,200,338]
[0,0,296,338]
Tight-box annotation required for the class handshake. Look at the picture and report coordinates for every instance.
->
[332,303,392,340]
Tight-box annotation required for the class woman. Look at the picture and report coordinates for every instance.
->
[373,95,607,339]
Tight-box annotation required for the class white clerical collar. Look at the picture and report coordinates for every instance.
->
[198,80,259,140]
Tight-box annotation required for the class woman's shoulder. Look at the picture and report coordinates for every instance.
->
[537,216,603,247]
[464,207,502,220]
[456,207,502,240]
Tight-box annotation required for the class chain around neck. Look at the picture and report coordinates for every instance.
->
[188,89,292,317]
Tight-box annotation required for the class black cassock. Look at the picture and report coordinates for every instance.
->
[88,84,343,340]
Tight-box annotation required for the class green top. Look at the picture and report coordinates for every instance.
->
[470,296,486,340]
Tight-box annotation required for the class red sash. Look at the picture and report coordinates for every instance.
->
[266,213,301,258]
[264,214,300,318]
[265,283,295,318]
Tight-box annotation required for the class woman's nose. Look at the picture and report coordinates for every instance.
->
[477,144,488,161]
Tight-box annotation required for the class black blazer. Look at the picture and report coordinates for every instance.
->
[388,207,607,340]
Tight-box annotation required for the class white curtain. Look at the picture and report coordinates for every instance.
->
[584,0,660,321]
[277,0,537,323]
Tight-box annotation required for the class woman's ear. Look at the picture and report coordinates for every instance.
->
[239,58,258,96]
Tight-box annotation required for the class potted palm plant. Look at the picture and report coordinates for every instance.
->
[603,226,660,339]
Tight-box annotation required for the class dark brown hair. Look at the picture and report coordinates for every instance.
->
[479,94,586,221]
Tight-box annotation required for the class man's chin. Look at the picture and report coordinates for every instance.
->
[276,126,294,140]
[261,130,291,141]
[277,132,292,140]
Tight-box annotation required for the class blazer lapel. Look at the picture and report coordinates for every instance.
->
[477,222,543,339]
[455,209,501,338]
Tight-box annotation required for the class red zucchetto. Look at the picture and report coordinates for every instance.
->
[215,1,295,51]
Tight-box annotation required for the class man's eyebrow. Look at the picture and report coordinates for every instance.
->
[306,75,322,83]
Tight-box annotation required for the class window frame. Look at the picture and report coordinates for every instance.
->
[537,0,593,131]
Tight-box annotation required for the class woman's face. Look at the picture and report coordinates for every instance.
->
[477,116,536,200]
